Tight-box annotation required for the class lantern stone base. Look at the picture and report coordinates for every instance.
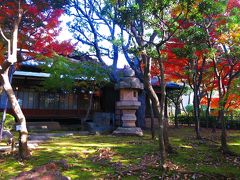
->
[113,127,143,136]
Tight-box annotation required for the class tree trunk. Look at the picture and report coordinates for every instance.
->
[145,83,166,166]
[159,58,172,154]
[206,90,213,129]
[0,66,14,141]
[143,55,166,167]
[0,4,28,158]
[219,109,229,153]
[218,93,230,153]
[188,93,191,104]
[1,69,30,159]
[164,96,173,153]
[174,102,180,128]
[0,96,9,141]
[206,100,210,129]
[212,56,232,154]
[181,101,187,114]
[149,98,155,140]
[136,90,146,128]
[193,88,201,139]
[83,93,93,122]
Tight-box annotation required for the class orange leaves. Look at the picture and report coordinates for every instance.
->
[228,25,240,44]
[171,0,203,18]
[201,95,240,110]
[218,34,229,44]
[217,24,240,45]
[226,95,240,109]
[217,18,227,26]
[171,5,182,17]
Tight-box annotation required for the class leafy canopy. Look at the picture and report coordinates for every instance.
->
[41,54,110,91]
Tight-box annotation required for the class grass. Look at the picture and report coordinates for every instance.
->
[0,127,240,179]
[168,127,240,178]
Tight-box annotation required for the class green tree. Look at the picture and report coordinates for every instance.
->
[42,54,110,121]
[112,0,194,166]
[211,1,240,153]
[169,0,240,153]
[167,82,187,128]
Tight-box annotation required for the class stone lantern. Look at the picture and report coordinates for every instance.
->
[113,67,144,136]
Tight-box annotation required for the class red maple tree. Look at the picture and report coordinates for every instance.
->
[0,0,73,159]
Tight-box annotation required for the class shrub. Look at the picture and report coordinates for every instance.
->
[176,114,240,129]
[177,115,194,125]
[0,113,15,130]
[177,115,218,127]
[199,116,218,127]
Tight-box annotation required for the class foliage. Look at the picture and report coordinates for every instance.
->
[158,0,240,142]
[176,114,218,126]
[1,128,240,179]
[185,104,194,115]
[0,113,15,130]
[232,110,240,117]
[0,0,74,60]
[175,114,195,125]
[162,0,239,98]
[41,55,110,91]
[175,114,240,129]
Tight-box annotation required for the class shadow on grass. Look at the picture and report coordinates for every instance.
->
[0,134,157,179]
[168,127,240,178]
[1,128,240,179]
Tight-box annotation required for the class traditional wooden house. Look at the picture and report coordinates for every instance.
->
[0,54,109,129]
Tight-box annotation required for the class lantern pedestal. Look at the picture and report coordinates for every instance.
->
[113,67,144,136]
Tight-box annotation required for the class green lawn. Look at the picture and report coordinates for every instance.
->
[0,127,240,179]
